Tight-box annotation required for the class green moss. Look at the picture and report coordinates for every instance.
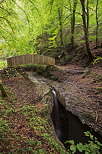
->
[19,64,59,80]
[95,87,102,90]
[3,67,20,79]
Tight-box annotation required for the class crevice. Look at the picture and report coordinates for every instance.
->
[51,90,102,151]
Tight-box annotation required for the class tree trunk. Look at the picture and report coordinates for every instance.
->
[58,1,65,58]
[71,0,77,48]
[58,8,64,48]
[0,83,7,97]
[87,0,89,34]
[96,0,99,48]
[80,0,93,62]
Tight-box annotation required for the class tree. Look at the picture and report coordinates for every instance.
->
[0,0,102,62]
[96,0,99,48]
[70,0,77,48]
[58,3,64,48]
[80,0,94,62]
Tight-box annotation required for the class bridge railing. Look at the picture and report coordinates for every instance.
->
[7,54,55,67]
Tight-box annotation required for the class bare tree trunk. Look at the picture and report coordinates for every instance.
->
[96,0,99,48]
[71,0,77,48]
[58,1,65,58]
[87,0,89,34]
[58,8,64,48]
[80,0,93,62]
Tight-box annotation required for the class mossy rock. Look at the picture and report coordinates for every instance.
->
[19,64,59,80]
[16,67,28,79]
[3,67,20,79]
[95,87,102,91]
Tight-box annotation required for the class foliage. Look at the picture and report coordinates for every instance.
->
[93,57,102,65]
[0,118,10,139]
[0,0,102,59]
[92,72,102,84]
[0,86,67,153]
[0,59,7,69]
[20,105,67,153]
[66,131,102,154]
[20,64,59,80]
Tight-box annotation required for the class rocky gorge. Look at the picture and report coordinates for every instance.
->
[0,64,102,153]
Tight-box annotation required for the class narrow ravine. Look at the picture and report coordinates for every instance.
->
[52,89,62,141]
[51,89,102,153]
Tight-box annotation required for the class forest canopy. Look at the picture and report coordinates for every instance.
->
[0,0,102,61]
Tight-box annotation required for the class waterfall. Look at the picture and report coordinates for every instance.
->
[52,90,62,141]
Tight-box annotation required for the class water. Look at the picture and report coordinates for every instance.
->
[51,89,102,152]
[52,90,62,141]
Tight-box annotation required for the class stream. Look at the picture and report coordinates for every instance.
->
[52,90,62,141]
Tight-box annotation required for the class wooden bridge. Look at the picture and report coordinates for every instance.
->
[7,54,55,67]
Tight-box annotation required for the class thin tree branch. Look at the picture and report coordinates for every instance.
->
[0,17,14,33]
[63,5,72,11]
[0,0,5,4]
[12,0,30,24]
[0,34,11,48]
[0,6,11,15]
[0,25,13,35]
[46,0,55,12]
[28,0,39,12]
[63,14,72,23]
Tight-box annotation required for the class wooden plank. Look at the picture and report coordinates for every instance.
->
[7,54,55,67]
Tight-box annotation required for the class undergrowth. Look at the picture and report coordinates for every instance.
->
[0,86,67,153]
[0,59,7,69]
[66,131,102,154]
[19,64,59,80]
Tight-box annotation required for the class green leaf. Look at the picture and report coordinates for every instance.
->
[85,152,89,154]
[76,143,83,152]
[90,134,94,140]
[84,131,90,137]
[95,141,102,147]
[70,145,76,152]
[68,140,75,145]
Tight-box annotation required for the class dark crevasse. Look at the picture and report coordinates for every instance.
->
[51,91,102,152]
[52,90,62,141]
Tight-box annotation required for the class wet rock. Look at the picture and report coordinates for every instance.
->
[27,70,102,136]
